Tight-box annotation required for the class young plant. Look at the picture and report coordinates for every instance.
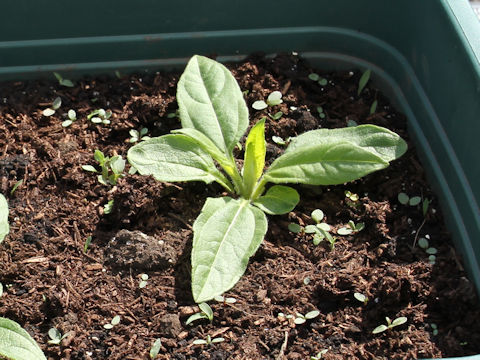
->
[139,273,149,289]
[82,150,126,186]
[88,109,112,125]
[128,55,407,303]
[372,316,407,334]
[310,349,328,360]
[316,106,326,119]
[129,127,151,143]
[103,315,121,330]
[53,72,74,87]
[304,209,336,248]
[192,335,224,346]
[337,220,365,235]
[185,302,214,325]
[272,135,291,147]
[0,317,47,360]
[47,327,69,345]
[84,236,92,254]
[42,97,62,116]
[252,91,283,110]
[62,109,77,127]
[308,73,328,86]
[0,194,9,243]
[103,199,114,215]
[149,338,162,359]
[357,69,371,96]
[353,292,369,305]
[293,310,320,325]
[10,180,23,196]
[397,192,422,206]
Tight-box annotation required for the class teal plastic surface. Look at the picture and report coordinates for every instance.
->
[1,1,479,358]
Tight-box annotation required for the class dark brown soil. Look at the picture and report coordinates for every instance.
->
[1,53,479,360]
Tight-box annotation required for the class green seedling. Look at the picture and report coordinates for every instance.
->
[88,109,112,125]
[53,72,74,87]
[185,302,214,325]
[345,190,361,209]
[308,73,328,86]
[372,316,407,334]
[310,349,328,360]
[272,135,291,146]
[84,236,92,254]
[304,209,336,248]
[317,106,326,119]
[252,90,283,110]
[0,317,47,360]
[128,55,407,303]
[268,111,283,120]
[370,100,378,115]
[337,220,365,235]
[214,295,237,304]
[82,150,126,186]
[430,323,438,336]
[62,109,77,127]
[293,310,320,325]
[10,179,23,195]
[347,119,358,127]
[149,338,162,359]
[129,127,151,143]
[354,292,368,305]
[47,327,69,345]
[397,192,422,206]
[357,69,371,96]
[104,200,114,215]
[192,335,225,346]
[0,194,9,243]
[167,109,180,118]
[288,223,303,233]
[104,315,121,330]
[139,273,149,289]
[42,97,62,116]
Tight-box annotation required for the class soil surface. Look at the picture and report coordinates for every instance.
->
[1,53,480,360]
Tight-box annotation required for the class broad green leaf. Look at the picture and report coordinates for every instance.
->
[0,194,9,243]
[177,55,248,154]
[0,317,47,360]
[110,156,126,175]
[285,125,407,163]
[243,119,266,194]
[127,135,231,189]
[191,197,267,303]
[264,142,389,186]
[253,185,299,215]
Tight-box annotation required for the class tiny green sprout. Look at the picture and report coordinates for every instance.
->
[345,190,359,202]
[268,111,283,120]
[357,69,371,96]
[310,349,328,360]
[418,237,429,249]
[338,220,365,235]
[88,109,112,125]
[294,310,320,325]
[104,315,121,330]
[84,236,92,254]
[308,73,328,86]
[129,128,151,143]
[167,109,180,118]
[185,302,214,325]
[82,150,126,185]
[104,200,114,215]
[252,91,283,110]
[272,135,291,146]
[214,295,237,304]
[43,97,62,116]
[62,109,77,128]
[149,338,162,359]
[316,106,326,119]
[47,327,69,345]
[193,335,225,346]
[53,72,74,87]
[372,316,407,334]
[430,323,438,336]
[354,292,368,305]
[347,119,358,127]
[422,198,430,217]
[305,209,336,249]
[114,70,122,79]
[369,100,378,115]
[10,179,23,195]
[428,255,436,265]
[398,192,422,206]
[288,223,302,234]
[139,273,149,289]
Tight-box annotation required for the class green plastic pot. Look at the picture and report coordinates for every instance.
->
[1,1,479,358]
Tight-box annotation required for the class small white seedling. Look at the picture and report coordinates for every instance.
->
[372,316,407,334]
[104,315,121,330]
[43,97,62,116]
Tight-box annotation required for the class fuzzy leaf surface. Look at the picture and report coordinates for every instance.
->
[253,185,299,215]
[177,55,248,154]
[0,194,9,243]
[0,317,47,360]
[191,197,267,303]
[127,135,227,186]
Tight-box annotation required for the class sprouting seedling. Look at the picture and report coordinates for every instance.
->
[127,55,407,303]
[357,69,371,96]
[308,73,328,86]
[304,209,336,248]
[149,338,162,359]
[214,295,237,304]
[0,194,9,243]
[84,236,92,254]
[88,109,112,125]
[42,97,62,116]
[185,302,214,325]
[47,328,69,345]
[129,128,151,143]
[103,199,114,215]
[103,315,121,330]
[82,150,126,186]
[344,190,361,209]
[252,91,283,110]
[353,292,368,305]
[397,192,422,206]
[62,109,77,127]
[268,111,283,120]
[167,109,180,119]
[53,72,74,87]
[310,349,328,360]
[337,220,365,235]
[430,323,439,336]
[316,106,326,119]
[10,179,23,195]
[417,237,437,265]
[347,119,358,127]
[370,100,378,115]
[293,310,320,325]
[372,316,407,334]
[139,273,149,289]
[272,135,291,147]
[192,335,225,346]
